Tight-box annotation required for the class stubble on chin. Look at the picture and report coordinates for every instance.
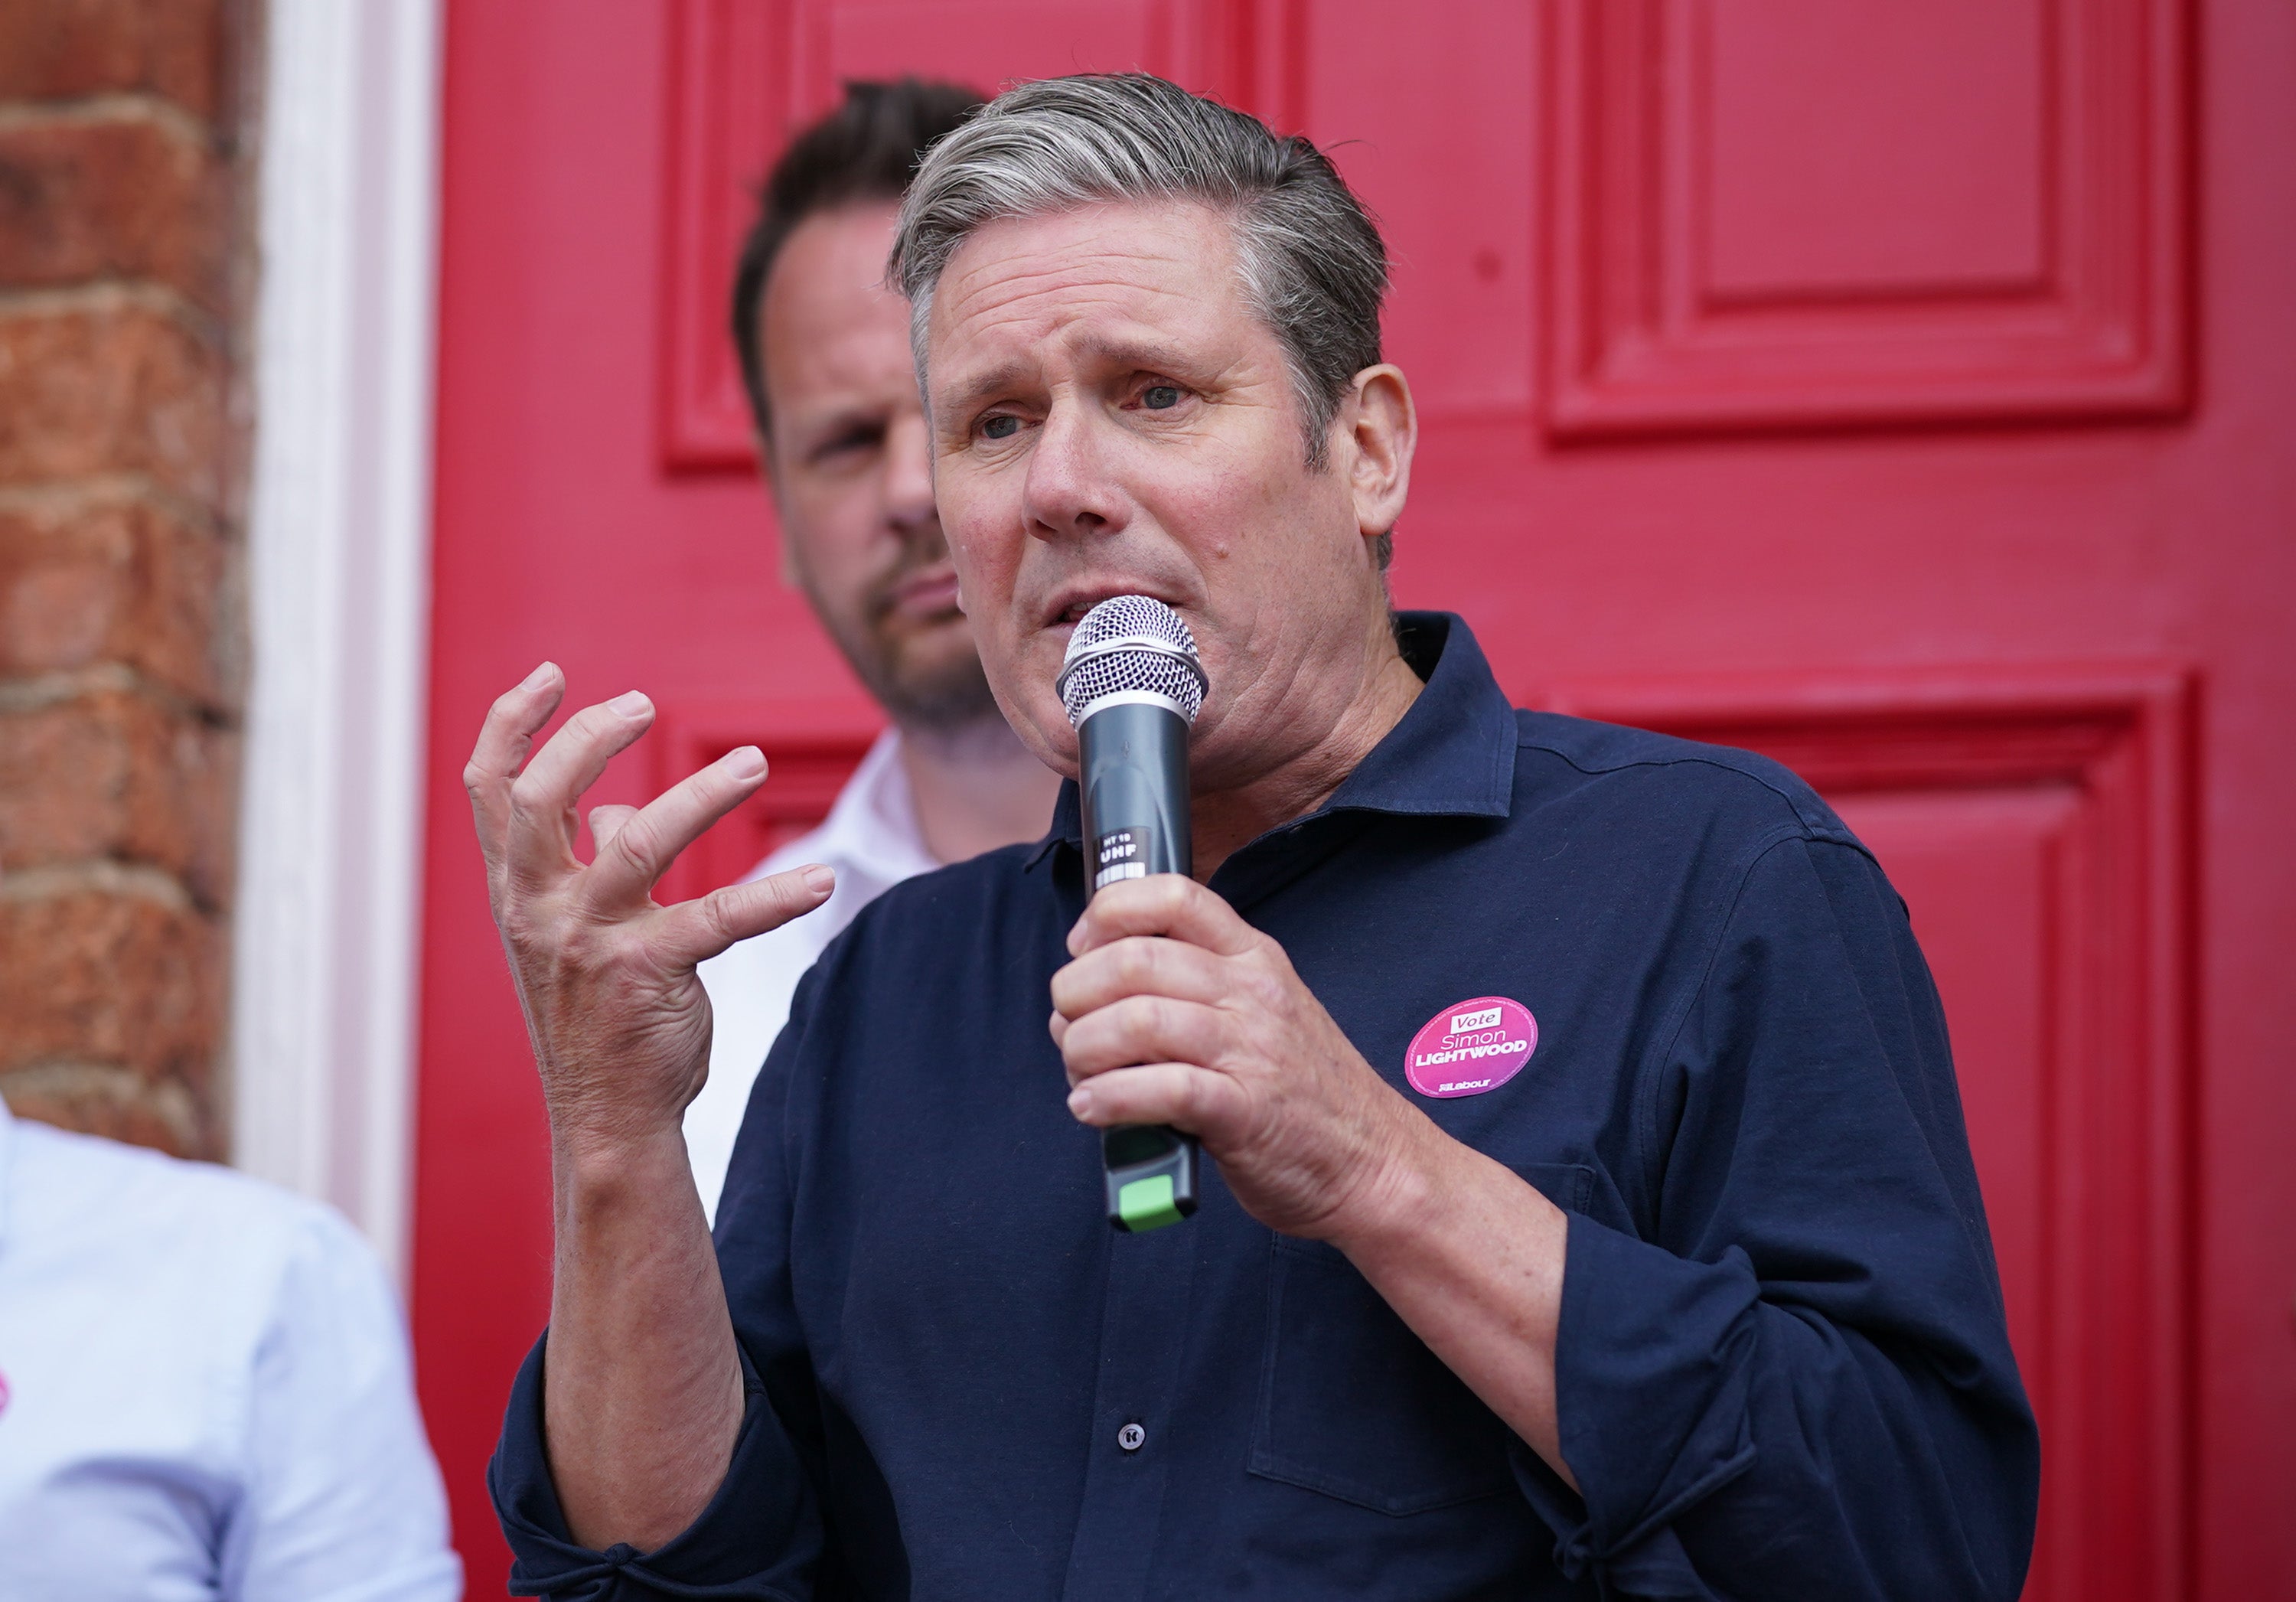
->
[843,609,1003,732]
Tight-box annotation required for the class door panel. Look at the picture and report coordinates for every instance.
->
[1544,0,2190,433]
[421,3,2293,1595]
[1701,0,2049,298]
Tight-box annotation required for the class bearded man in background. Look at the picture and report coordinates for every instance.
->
[679,79,1058,1219]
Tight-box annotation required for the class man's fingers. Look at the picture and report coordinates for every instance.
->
[585,746,770,909]
[1049,935,1229,1022]
[1067,873,1259,960]
[465,662,565,855]
[1058,994,1227,1082]
[648,865,836,971]
[504,691,658,883]
[588,803,639,858]
[1065,1061,1247,1141]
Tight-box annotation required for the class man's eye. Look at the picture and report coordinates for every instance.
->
[1142,384,1182,410]
[813,427,882,463]
[980,415,1021,440]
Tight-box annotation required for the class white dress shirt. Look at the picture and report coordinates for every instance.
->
[686,729,940,1224]
[0,1099,461,1602]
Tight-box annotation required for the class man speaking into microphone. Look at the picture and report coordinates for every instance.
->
[476,74,2039,1600]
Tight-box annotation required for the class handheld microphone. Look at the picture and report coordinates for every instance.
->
[1057,595,1208,1233]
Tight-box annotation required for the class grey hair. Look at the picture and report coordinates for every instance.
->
[889,73,1391,485]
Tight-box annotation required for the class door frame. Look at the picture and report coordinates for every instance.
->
[231,0,444,1282]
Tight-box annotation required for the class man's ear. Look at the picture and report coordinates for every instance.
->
[1342,364,1415,547]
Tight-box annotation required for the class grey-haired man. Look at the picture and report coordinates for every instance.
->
[477,75,2037,1599]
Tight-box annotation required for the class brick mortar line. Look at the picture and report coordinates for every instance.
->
[0,858,197,910]
[0,1060,191,1091]
[0,278,226,348]
[0,93,214,149]
[0,1062,202,1145]
[0,471,229,539]
[0,662,233,725]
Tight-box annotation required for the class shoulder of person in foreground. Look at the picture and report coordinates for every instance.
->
[1,1118,464,1602]
[1515,706,1860,850]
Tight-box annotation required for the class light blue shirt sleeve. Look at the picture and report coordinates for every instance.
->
[220,1207,463,1602]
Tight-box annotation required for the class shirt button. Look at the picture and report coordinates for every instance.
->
[1117,1421,1146,1452]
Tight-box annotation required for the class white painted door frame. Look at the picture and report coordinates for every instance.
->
[234,0,442,1284]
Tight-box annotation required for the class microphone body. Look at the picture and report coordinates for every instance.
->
[1077,697,1197,1230]
[1078,700,1190,891]
[1058,597,1208,1233]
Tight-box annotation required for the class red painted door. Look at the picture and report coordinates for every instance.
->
[417,3,2295,1596]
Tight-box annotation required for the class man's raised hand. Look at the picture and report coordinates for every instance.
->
[465,662,834,1157]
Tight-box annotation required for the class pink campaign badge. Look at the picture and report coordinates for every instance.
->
[1405,995,1538,1098]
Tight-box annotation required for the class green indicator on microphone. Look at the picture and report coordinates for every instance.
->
[1116,1173,1184,1232]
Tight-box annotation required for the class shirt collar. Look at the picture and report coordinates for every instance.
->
[1028,611,1515,868]
[762,728,941,888]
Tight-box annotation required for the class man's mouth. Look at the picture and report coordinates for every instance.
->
[1045,584,1182,632]
[885,563,963,621]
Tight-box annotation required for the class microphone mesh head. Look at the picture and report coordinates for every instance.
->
[1058,595,1206,727]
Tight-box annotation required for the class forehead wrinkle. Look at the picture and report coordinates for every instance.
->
[936,211,1231,334]
[942,262,1194,352]
[943,203,1215,302]
[934,276,1237,403]
[928,204,1261,419]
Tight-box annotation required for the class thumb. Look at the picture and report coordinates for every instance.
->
[588,803,640,858]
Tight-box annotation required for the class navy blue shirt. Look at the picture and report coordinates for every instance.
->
[492,615,2038,1600]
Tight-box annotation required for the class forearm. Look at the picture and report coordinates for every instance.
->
[543,1124,744,1550]
[1328,1117,1576,1490]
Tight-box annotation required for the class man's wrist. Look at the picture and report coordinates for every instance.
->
[1319,1098,1569,1279]
[550,1119,695,1212]
[1316,1098,1454,1258]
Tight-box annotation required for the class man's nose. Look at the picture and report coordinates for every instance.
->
[884,410,938,533]
[1022,401,1126,543]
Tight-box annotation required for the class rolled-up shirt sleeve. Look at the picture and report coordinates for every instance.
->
[490,974,830,1601]
[1518,834,2040,1600]
[491,1335,822,1600]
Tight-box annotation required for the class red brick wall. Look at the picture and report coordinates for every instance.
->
[0,0,254,1155]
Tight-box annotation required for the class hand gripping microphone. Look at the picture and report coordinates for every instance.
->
[1056,595,1209,1233]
